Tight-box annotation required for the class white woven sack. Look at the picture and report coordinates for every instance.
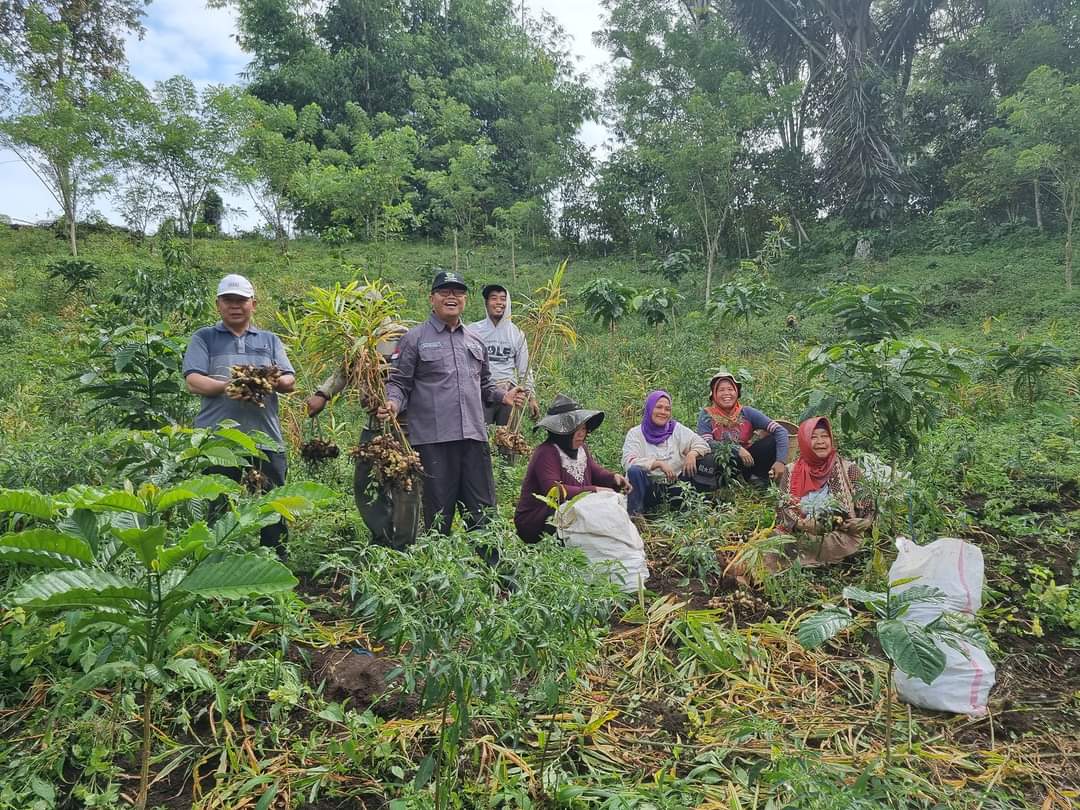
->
[555,490,650,593]
[888,537,995,716]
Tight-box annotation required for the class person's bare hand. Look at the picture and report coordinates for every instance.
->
[614,473,632,494]
[376,400,399,421]
[653,460,676,481]
[683,451,698,476]
[503,386,526,407]
[769,461,786,481]
[737,447,754,467]
[527,396,541,420]
[306,393,327,417]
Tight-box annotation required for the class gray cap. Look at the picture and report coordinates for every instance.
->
[535,393,604,435]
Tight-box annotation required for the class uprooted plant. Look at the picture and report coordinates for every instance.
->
[283,277,421,489]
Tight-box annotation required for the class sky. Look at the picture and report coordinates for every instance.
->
[0,0,612,229]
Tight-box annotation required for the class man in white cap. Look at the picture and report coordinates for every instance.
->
[183,274,296,555]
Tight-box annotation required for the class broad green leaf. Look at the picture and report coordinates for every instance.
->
[113,525,167,567]
[157,475,239,511]
[166,658,218,691]
[179,521,212,546]
[213,427,262,455]
[887,584,947,618]
[261,495,312,521]
[878,619,946,684]
[0,528,93,569]
[177,553,297,599]
[796,607,854,649]
[72,661,139,690]
[414,753,435,790]
[841,586,886,605]
[256,482,336,508]
[91,491,147,514]
[0,489,54,519]
[157,539,204,573]
[925,611,991,651]
[11,569,146,612]
[57,509,100,551]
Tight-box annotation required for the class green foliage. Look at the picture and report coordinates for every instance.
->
[1025,564,1080,633]
[45,256,103,293]
[706,271,775,326]
[75,324,189,429]
[0,473,330,807]
[650,250,696,283]
[632,287,684,327]
[803,338,969,458]
[813,284,920,344]
[581,277,635,332]
[988,341,1071,402]
[106,262,212,328]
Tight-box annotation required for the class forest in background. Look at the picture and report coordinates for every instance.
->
[2,1,1080,288]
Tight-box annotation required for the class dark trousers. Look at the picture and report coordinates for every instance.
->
[733,433,779,480]
[417,439,497,535]
[627,465,706,516]
[208,450,288,554]
[484,401,512,426]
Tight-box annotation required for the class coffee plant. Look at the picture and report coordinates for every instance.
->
[581,277,635,332]
[988,341,1072,402]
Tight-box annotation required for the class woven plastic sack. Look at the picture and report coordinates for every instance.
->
[555,490,650,593]
[889,537,995,716]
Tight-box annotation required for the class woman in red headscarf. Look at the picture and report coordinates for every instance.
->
[773,416,875,566]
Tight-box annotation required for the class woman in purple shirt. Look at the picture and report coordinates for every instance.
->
[514,395,631,543]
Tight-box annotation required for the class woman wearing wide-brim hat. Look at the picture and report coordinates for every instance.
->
[514,394,630,542]
[695,368,790,487]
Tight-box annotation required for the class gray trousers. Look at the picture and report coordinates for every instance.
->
[416,439,496,535]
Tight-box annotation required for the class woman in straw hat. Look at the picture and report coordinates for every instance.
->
[514,394,630,542]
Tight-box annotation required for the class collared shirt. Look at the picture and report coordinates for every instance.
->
[182,321,294,449]
[386,313,499,445]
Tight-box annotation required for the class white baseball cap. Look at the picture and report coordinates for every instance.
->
[216,274,255,298]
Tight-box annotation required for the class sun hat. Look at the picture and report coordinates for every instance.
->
[431,270,468,292]
[217,274,255,298]
[708,368,742,398]
[535,394,605,435]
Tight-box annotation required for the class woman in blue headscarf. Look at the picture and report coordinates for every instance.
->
[621,390,710,516]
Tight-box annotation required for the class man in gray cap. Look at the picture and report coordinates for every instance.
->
[183,273,295,555]
[377,270,525,535]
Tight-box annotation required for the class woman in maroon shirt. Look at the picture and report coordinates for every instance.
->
[514,394,631,542]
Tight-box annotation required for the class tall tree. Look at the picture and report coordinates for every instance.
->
[0,0,147,253]
[999,66,1080,291]
[726,0,943,223]
[132,76,242,243]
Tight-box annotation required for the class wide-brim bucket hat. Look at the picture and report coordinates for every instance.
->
[708,368,742,398]
[535,393,604,435]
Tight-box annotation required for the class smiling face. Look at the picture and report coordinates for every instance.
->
[485,290,507,321]
[217,294,256,333]
[711,379,739,409]
[430,286,466,324]
[570,424,588,449]
[650,396,672,427]
[810,426,833,459]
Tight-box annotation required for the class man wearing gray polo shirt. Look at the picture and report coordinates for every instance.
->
[183,274,296,554]
[378,270,524,535]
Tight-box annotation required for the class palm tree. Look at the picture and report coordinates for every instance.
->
[727,0,943,224]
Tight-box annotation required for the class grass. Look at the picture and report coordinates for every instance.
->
[0,224,1077,808]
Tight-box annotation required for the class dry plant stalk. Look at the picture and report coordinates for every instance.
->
[284,277,421,486]
[499,259,579,443]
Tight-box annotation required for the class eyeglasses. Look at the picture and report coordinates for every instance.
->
[434,289,466,298]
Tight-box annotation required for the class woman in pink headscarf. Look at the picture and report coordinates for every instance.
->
[774,416,875,566]
[621,390,710,516]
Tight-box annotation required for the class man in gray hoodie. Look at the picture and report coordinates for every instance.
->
[469,284,540,425]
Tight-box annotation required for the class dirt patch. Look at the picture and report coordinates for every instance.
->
[622,698,689,739]
[305,646,419,718]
